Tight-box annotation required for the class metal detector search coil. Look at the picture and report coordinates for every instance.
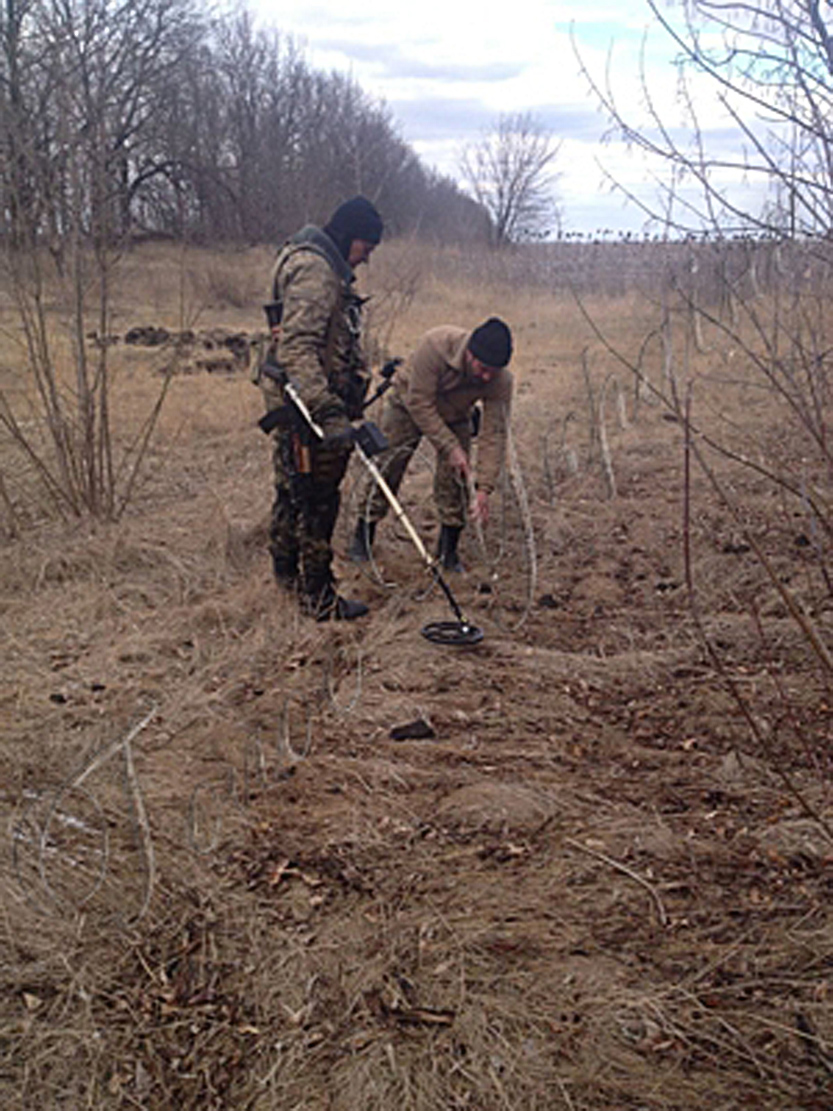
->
[421,620,484,647]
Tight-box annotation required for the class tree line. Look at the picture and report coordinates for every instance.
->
[0,0,490,251]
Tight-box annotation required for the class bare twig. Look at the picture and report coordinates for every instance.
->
[565,837,668,927]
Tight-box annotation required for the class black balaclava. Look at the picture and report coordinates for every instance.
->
[323,196,384,260]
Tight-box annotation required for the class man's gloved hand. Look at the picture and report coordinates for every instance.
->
[315,404,353,446]
[317,419,389,456]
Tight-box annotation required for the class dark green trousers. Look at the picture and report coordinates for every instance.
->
[269,429,351,596]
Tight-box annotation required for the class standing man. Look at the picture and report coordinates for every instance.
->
[348,318,513,572]
[259,195,383,620]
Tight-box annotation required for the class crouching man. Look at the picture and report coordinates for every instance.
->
[349,317,513,571]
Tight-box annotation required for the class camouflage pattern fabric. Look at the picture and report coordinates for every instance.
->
[271,228,369,427]
[359,393,472,529]
[261,226,367,601]
[268,427,352,597]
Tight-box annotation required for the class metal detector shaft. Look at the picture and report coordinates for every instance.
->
[351,449,466,625]
[281,379,467,626]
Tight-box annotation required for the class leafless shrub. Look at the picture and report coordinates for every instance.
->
[541,411,580,502]
[470,419,539,632]
[577,250,833,828]
[568,0,833,820]
[0,243,180,527]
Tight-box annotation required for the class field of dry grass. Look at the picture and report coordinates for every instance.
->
[1,239,832,1109]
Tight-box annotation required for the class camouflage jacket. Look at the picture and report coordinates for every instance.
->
[263,226,369,427]
[394,325,513,494]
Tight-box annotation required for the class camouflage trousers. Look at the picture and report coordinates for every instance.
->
[269,428,351,598]
[356,394,471,528]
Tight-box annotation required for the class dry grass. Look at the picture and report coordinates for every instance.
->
[1,240,832,1110]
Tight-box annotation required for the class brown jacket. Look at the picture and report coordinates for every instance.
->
[394,325,513,494]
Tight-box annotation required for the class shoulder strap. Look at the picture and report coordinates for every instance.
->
[271,227,353,304]
[272,227,357,378]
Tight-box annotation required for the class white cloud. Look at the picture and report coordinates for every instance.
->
[252,0,763,234]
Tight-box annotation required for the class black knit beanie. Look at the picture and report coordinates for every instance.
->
[467,317,513,368]
[324,196,384,259]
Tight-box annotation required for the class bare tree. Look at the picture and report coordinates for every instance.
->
[579,0,833,238]
[458,111,561,247]
[1,2,491,251]
[574,0,833,829]
[0,0,200,523]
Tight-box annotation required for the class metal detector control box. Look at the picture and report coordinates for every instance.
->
[353,421,387,457]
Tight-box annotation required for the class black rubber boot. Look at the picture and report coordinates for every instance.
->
[436,524,464,573]
[303,581,369,622]
[348,519,376,563]
[326,595,370,621]
[271,553,298,589]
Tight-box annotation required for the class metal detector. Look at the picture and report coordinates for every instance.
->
[263,366,483,647]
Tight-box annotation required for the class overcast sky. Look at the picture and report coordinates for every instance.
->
[251,0,759,236]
